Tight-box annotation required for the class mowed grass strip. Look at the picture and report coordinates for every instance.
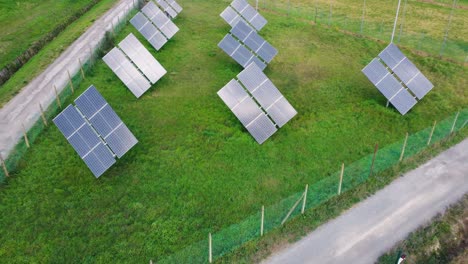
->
[0,0,119,107]
[0,0,466,262]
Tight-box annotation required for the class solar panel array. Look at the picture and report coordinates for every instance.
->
[154,0,182,19]
[103,33,167,98]
[218,63,297,144]
[53,86,138,178]
[142,2,179,40]
[362,43,434,115]
[221,0,267,31]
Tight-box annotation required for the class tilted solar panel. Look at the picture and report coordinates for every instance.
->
[142,2,179,39]
[154,0,178,19]
[130,12,168,51]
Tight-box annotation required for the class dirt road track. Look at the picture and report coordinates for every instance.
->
[0,0,137,158]
[263,138,468,264]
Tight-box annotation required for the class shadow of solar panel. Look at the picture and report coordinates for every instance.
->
[390,89,417,115]
[237,62,268,92]
[53,105,86,138]
[267,97,298,128]
[232,98,264,126]
[362,58,390,85]
[218,34,240,56]
[217,80,249,109]
[131,12,168,51]
[376,74,403,99]
[118,34,167,84]
[166,0,183,13]
[246,113,277,144]
[407,74,433,100]
[103,48,151,98]
[220,6,241,26]
[378,43,405,70]
[155,0,178,19]
[83,143,116,178]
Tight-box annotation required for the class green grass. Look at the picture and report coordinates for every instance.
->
[0,0,119,107]
[377,195,467,264]
[0,0,467,262]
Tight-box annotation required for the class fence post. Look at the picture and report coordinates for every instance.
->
[301,184,309,214]
[328,0,333,26]
[281,192,305,225]
[67,70,75,94]
[22,124,30,148]
[427,121,437,145]
[399,132,408,162]
[397,0,408,43]
[450,111,460,133]
[440,0,457,56]
[360,0,366,34]
[261,205,264,236]
[369,143,379,177]
[78,58,86,80]
[54,85,62,109]
[39,103,48,126]
[0,154,9,178]
[149,260,153,264]
[256,0,259,10]
[338,163,344,195]
[208,233,212,263]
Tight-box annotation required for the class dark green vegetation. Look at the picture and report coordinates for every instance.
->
[0,0,466,262]
[0,0,119,106]
[378,195,467,264]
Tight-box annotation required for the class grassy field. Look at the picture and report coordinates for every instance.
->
[0,0,118,107]
[263,0,468,62]
[0,0,100,69]
[0,0,467,262]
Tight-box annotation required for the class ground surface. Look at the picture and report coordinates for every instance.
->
[263,138,468,264]
[0,0,467,262]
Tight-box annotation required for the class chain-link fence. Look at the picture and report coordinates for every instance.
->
[157,108,467,263]
[246,0,467,63]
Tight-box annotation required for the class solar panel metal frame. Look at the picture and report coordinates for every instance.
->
[103,47,151,98]
[118,34,167,85]
[74,86,138,159]
[130,12,168,51]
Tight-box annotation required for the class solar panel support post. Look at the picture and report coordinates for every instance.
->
[301,184,309,214]
[397,0,408,43]
[0,154,9,178]
[450,111,460,133]
[53,85,62,109]
[399,132,408,162]
[39,103,48,127]
[427,121,437,145]
[338,163,344,195]
[67,70,75,94]
[391,0,402,43]
[440,0,457,56]
[208,233,213,263]
[256,0,259,11]
[22,124,30,148]
[369,143,379,177]
[260,205,264,236]
[78,58,86,80]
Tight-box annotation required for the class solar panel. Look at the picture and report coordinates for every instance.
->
[232,45,255,67]
[142,2,179,39]
[221,0,267,31]
[75,86,138,158]
[218,34,241,56]
[390,89,418,115]
[217,63,297,144]
[53,106,116,178]
[231,20,253,42]
[118,34,167,84]
[130,12,168,51]
[245,113,277,144]
[362,43,434,115]
[103,48,151,98]
[154,0,178,19]
[165,0,183,14]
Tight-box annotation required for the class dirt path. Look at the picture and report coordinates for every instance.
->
[0,0,137,158]
[263,138,468,264]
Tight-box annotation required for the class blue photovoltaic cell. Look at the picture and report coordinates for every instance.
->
[74,85,106,118]
[166,0,183,13]
[218,34,240,56]
[266,97,298,128]
[231,21,253,42]
[378,43,405,70]
[233,45,255,67]
[362,58,390,85]
[53,105,86,138]
[245,113,277,144]
[246,56,267,70]
[231,96,264,126]
[83,143,116,178]
[393,58,419,84]
[230,21,277,63]
[217,80,249,109]
[231,0,249,12]
[130,12,168,51]
[249,12,267,31]
[155,0,178,19]
[68,124,101,158]
[240,5,257,22]
[251,79,282,109]
[104,124,138,158]
[407,73,433,100]
[390,89,417,115]
[220,6,241,27]
[223,0,267,31]
[237,62,268,92]
[375,74,403,99]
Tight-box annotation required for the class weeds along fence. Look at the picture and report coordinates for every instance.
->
[244,0,467,64]
[0,0,145,182]
[158,109,468,263]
